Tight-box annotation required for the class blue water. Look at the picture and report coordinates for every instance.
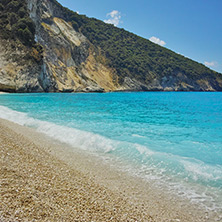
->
[0,92,222,210]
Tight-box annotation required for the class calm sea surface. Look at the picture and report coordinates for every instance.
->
[0,92,222,211]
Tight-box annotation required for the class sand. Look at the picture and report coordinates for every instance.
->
[0,118,220,221]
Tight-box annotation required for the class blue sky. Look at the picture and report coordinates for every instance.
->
[57,0,222,73]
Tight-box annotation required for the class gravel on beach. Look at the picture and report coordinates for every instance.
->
[0,118,216,221]
[0,119,154,221]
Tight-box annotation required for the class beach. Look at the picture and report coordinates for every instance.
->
[0,118,219,221]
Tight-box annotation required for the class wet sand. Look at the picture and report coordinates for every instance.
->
[0,118,219,221]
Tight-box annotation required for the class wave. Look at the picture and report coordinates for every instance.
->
[1,104,222,210]
[181,159,222,185]
[0,105,221,186]
[131,134,146,138]
[0,105,116,153]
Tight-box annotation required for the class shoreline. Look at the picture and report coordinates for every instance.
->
[1,91,222,95]
[0,118,220,221]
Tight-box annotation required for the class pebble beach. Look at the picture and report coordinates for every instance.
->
[0,118,219,221]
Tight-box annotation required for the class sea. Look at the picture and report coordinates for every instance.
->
[0,92,222,213]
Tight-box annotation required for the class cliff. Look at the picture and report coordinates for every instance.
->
[0,0,222,92]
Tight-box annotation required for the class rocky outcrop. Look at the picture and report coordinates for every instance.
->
[0,0,120,93]
[25,0,120,92]
[0,38,44,92]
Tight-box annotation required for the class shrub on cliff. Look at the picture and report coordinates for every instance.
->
[18,7,27,18]
[5,0,21,13]
[0,0,35,47]
[0,3,4,11]
[9,12,18,25]
[10,17,35,46]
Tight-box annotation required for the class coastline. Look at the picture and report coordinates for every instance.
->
[0,118,219,221]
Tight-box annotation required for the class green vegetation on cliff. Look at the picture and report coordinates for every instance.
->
[0,0,221,92]
[0,0,43,63]
[0,0,35,46]
[51,0,222,87]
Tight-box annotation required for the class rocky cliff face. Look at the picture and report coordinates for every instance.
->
[26,0,121,92]
[0,38,43,92]
[0,0,222,92]
[0,0,120,92]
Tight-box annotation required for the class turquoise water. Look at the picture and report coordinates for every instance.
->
[0,92,222,210]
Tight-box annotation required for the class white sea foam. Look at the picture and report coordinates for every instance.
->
[181,159,222,182]
[135,144,154,156]
[0,105,117,153]
[1,105,221,184]
[0,105,34,126]
[132,134,146,138]
[37,122,117,153]
[1,105,222,211]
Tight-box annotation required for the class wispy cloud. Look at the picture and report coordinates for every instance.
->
[104,10,121,26]
[204,61,217,67]
[149,36,166,46]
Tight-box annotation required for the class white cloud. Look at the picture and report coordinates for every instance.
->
[204,61,217,67]
[149,36,166,46]
[104,10,121,26]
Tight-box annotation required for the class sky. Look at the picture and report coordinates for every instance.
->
[57,0,222,73]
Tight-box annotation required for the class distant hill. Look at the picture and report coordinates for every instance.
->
[0,0,221,92]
